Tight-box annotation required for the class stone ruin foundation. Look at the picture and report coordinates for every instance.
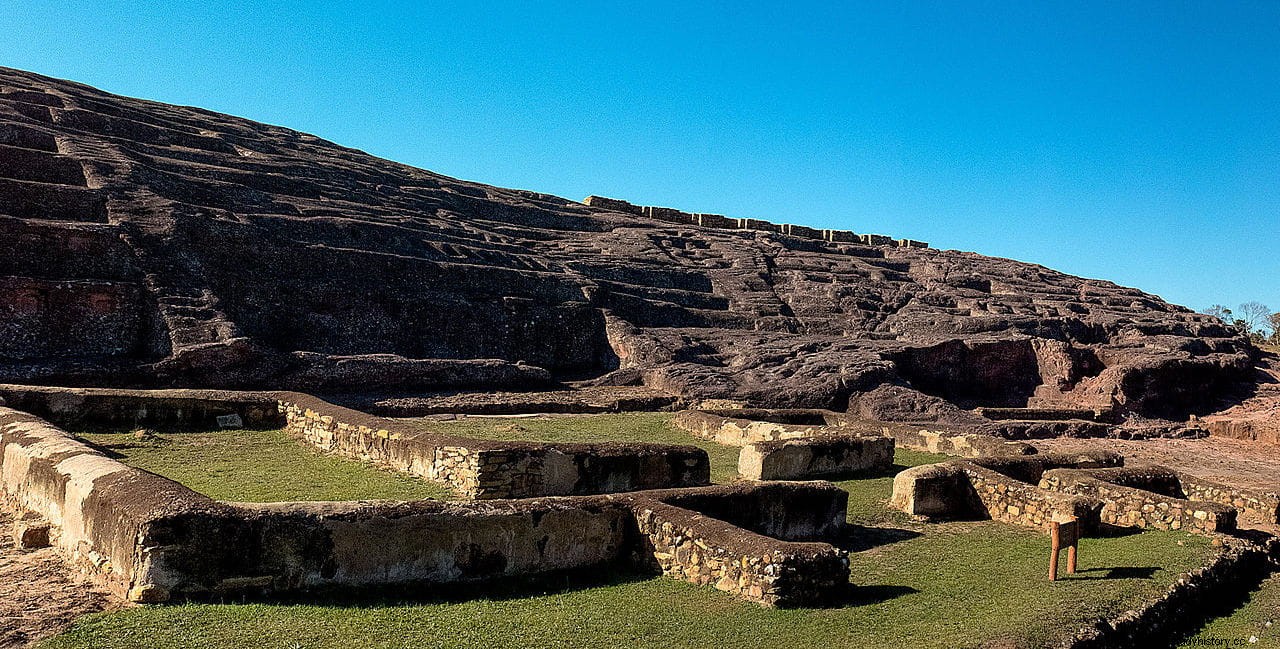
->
[0,387,857,607]
[2,386,1278,636]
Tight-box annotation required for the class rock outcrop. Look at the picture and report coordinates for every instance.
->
[0,67,1257,422]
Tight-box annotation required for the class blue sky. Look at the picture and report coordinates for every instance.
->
[2,1,1277,312]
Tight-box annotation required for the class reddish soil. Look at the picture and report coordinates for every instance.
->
[1202,356,1280,445]
[0,510,116,649]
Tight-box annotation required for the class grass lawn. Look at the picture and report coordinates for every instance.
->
[1180,572,1280,648]
[49,415,1221,649]
[75,428,455,502]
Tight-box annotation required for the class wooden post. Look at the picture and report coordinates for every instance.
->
[1050,518,1080,581]
[1049,521,1062,581]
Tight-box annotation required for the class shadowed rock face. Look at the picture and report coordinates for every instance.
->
[0,67,1256,420]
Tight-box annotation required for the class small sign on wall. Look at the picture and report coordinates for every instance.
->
[216,414,244,429]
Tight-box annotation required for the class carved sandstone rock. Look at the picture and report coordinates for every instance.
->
[0,67,1256,423]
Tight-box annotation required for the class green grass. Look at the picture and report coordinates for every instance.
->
[76,428,455,502]
[1180,572,1280,648]
[40,529,1213,649]
[838,447,950,526]
[49,419,1220,649]
[409,412,744,484]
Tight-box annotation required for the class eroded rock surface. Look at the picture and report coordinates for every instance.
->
[0,67,1257,422]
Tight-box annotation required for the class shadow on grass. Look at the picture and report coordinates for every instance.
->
[845,584,920,606]
[828,463,914,482]
[71,435,150,459]
[833,524,923,552]
[202,565,660,608]
[1064,566,1160,580]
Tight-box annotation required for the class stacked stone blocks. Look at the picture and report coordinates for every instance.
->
[583,195,929,249]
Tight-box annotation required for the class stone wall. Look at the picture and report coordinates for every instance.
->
[0,384,282,430]
[0,406,633,602]
[968,450,1124,484]
[144,497,633,601]
[889,461,1097,532]
[1039,467,1236,534]
[1,407,850,607]
[0,385,710,500]
[278,393,710,499]
[872,421,1038,458]
[959,463,1099,531]
[892,455,1239,536]
[631,501,848,607]
[671,409,828,446]
[655,481,850,542]
[675,408,1039,459]
[0,405,219,601]
[1178,474,1280,526]
[1063,537,1279,649]
[738,436,894,480]
[581,195,929,249]
[978,406,1114,423]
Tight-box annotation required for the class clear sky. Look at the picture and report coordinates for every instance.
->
[3,1,1276,312]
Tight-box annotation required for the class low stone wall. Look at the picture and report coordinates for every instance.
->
[959,463,1098,531]
[889,461,1096,532]
[671,409,828,446]
[968,450,1124,484]
[873,421,1038,458]
[1039,467,1237,534]
[632,501,848,607]
[894,457,1241,536]
[0,384,282,430]
[655,481,849,542]
[738,436,894,480]
[2,407,850,607]
[0,385,711,500]
[278,394,710,499]
[0,405,221,601]
[1064,537,1278,649]
[1178,474,1280,525]
[0,409,632,602]
[146,497,633,601]
[973,420,1117,440]
[675,408,1039,459]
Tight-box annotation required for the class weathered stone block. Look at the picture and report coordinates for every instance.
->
[779,224,822,239]
[822,229,857,243]
[890,463,973,518]
[735,218,780,232]
[738,436,893,480]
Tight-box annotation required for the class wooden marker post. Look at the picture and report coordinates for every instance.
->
[1049,518,1080,581]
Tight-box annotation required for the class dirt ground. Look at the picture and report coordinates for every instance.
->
[0,510,115,649]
